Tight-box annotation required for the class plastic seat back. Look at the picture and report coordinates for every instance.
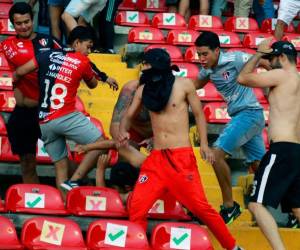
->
[261,18,295,34]
[128,27,165,44]
[0,3,12,18]
[0,90,15,112]
[262,103,269,125]
[253,88,268,104]
[66,186,127,217]
[189,15,223,31]
[86,219,150,250]
[21,217,86,250]
[0,70,13,90]
[151,222,213,250]
[118,0,136,10]
[242,32,275,49]
[145,44,184,62]
[5,184,68,215]
[203,102,231,123]
[0,19,16,35]
[197,82,223,102]
[172,62,199,79]
[0,216,23,249]
[166,29,200,46]
[224,17,259,33]
[214,30,242,48]
[75,95,89,116]
[115,11,150,27]
[152,13,186,30]
[0,115,6,135]
[0,136,19,162]
[136,0,167,12]
[0,52,11,70]
[282,33,300,51]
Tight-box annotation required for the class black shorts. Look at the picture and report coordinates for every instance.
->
[6,106,41,156]
[250,142,300,212]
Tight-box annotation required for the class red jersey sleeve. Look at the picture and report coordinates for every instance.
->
[82,58,95,82]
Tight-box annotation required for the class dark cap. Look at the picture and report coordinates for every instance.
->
[143,48,179,71]
[262,41,297,59]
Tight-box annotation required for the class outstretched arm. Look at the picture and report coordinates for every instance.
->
[186,79,214,164]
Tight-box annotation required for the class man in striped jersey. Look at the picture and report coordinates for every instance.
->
[238,39,300,249]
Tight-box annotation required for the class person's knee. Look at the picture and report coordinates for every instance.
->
[276,19,287,28]
[248,202,263,214]
[61,11,71,22]
[212,148,226,166]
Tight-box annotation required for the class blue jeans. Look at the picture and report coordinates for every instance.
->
[253,0,275,25]
[211,0,227,16]
[214,109,266,163]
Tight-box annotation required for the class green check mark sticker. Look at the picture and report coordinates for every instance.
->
[165,15,175,23]
[25,193,45,208]
[128,13,138,22]
[26,196,42,208]
[173,232,188,245]
[108,230,125,241]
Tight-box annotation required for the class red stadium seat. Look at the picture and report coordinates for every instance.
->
[0,90,15,112]
[197,82,223,102]
[0,52,11,70]
[0,115,6,135]
[128,27,165,44]
[262,103,269,125]
[152,13,186,30]
[0,70,13,90]
[36,139,53,164]
[282,34,300,51]
[203,102,230,123]
[253,88,268,104]
[263,128,269,150]
[5,184,68,215]
[89,116,107,137]
[0,136,19,162]
[0,216,23,249]
[214,30,242,48]
[21,217,87,250]
[226,48,256,54]
[0,19,16,35]
[115,11,150,27]
[151,222,213,250]
[224,17,259,33]
[75,95,89,116]
[184,46,199,63]
[261,18,295,34]
[0,3,12,18]
[145,44,184,62]
[118,0,136,10]
[188,15,223,31]
[166,29,200,46]
[0,0,13,3]
[136,0,167,12]
[243,32,275,49]
[172,62,199,79]
[66,186,128,217]
[87,219,150,250]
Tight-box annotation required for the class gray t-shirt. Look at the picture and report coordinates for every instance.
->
[198,51,262,116]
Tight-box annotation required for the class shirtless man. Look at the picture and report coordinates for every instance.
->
[118,48,242,250]
[238,39,300,250]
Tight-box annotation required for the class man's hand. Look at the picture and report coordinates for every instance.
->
[138,137,154,151]
[106,77,119,91]
[200,145,215,165]
[74,144,87,154]
[117,131,130,148]
[257,38,273,54]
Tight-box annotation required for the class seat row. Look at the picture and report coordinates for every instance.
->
[0,215,213,250]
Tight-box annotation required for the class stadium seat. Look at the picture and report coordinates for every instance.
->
[5,184,68,215]
[242,32,275,49]
[0,216,23,249]
[0,19,15,35]
[282,34,300,51]
[0,0,13,3]
[203,102,230,123]
[188,15,223,31]
[0,136,19,162]
[151,222,213,250]
[224,17,259,33]
[226,48,256,54]
[86,219,150,250]
[253,88,268,104]
[118,0,136,10]
[172,62,199,79]
[197,82,223,102]
[75,95,89,116]
[263,128,269,150]
[214,30,242,48]
[0,3,12,18]
[166,29,200,46]
[136,0,167,12]
[115,11,150,27]
[262,103,269,124]
[145,44,184,62]
[152,13,186,30]
[0,115,6,135]
[0,70,13,90]
[128,27,165,44]
[184,46,199,63]
[36,139,53,164]
[0,52,10,70]
[21,217,87,250]
[261,18,295,34]
[66,186,128,217]
[0,90,15,112]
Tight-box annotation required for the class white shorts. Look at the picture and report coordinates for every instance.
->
[277,0,300,25]
[65,0,107,23]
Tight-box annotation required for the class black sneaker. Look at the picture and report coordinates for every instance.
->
[219,201,242,224]
[60,180,80,192]
[286,213,300,229]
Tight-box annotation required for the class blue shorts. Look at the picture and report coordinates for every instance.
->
[48,0,70,7]
[213,109,266,163]
[40,111,102,162]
